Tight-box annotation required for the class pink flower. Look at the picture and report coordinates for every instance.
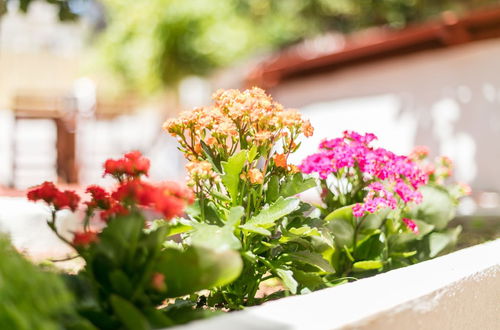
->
[352,203,365,217]
[300,131,430,218]
[402,218,419,234]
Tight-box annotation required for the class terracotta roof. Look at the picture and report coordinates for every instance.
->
[247,6,500,88]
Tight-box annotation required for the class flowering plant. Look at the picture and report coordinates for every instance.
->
[27,151,242,329]
[300,131,467,276]
[165,88,338,308]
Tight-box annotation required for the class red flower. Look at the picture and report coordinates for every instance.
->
[27,181,59,203]
[112,180,156,206]
[152,182,194,219]
[402,218,419,234]
[72,230,99,246]
[54,190,80,211]
[103,151,150,179]
[99,201,129,221]
[27,182,80,211]
[85,185,112,209]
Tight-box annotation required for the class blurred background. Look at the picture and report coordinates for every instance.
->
[1,0,500,256]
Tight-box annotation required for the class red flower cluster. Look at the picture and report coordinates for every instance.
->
[72,230,99,246]
[104,151,150,180]
[27,182,80,211]
[110,179,193,220]
[28,152,193,227]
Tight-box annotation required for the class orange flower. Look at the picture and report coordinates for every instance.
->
[248,169,264,185]
[151,272,166,291]
[273,154,288,169]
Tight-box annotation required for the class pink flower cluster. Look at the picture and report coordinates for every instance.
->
[300,131,429,217]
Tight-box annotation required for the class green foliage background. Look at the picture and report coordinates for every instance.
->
[0,235,87,330]
[2,0,498,93]
[93,0,498,93]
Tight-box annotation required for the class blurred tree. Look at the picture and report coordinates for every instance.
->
[93,0,498,93]
[0,0,79,21]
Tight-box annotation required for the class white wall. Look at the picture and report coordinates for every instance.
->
[270,39,500,192]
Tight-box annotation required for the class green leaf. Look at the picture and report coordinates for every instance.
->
[167,221,193,236]
[390,251,417,258]
[266,175,280,203]
[200,140,222,172]
[244,197,300,228]
[288,226,320,237]
[279,173,316,198]
[156,246,243,298]
[428,226,462,258]
[324,205,354,222]
[247,145,258,162]
[240,224,271,236]
[292,270,325,291]
[352,260,383,272]
[190,223,241,251]
[353,232,384,261]
[109,270,133,297]
[110,295,149,330]
[276,268,298,294]
[211,190,231,202]
[408,185,456,230]
[360,208,391,230]
[225,206,244,228]
[324,207,355,249]
[221,150,248,204]
[287,251,335,273]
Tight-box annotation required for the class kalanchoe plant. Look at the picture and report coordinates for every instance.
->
[300,131,468,277]
[27,151,242,330]
[164,88,337,309]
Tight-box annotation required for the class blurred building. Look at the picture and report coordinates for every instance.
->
[0,2,184,189]
[247,7,500,200]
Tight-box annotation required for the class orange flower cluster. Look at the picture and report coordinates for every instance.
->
[185,160,221,187]
[163,87,313,162]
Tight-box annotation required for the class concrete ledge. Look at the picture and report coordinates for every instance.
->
[172,239,500,330]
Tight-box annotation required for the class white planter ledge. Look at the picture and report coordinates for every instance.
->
[172,239,500,330]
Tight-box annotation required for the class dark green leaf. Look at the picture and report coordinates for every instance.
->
[110,295,149,330]
[200,140,222,172]
[109,270,133,297]
[266,175,280,203]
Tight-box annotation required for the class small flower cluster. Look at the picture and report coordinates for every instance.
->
[27,181,80,211]
[409,147,454,185]
[164,87,313,186]
[300,131,428,223]
[185,161,221,187]
[104,150,150,181]
[27,151,193,247]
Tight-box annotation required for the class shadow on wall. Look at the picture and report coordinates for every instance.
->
[271,38,500,193]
